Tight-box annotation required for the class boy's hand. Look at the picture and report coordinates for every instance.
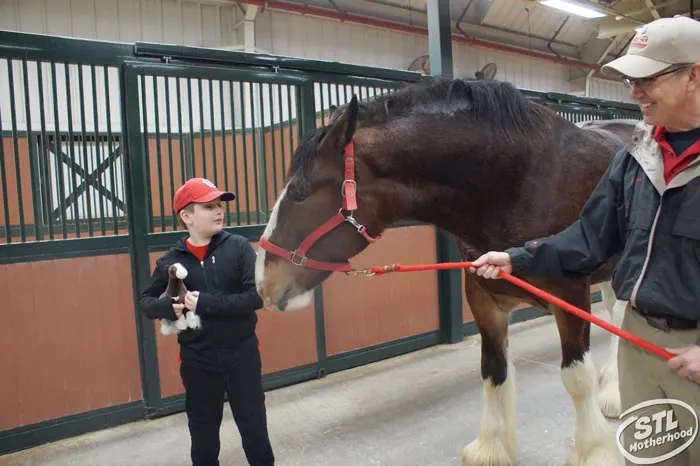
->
[185,291,200,311]
[172,302,185,318]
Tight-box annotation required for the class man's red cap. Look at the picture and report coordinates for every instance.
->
[173,178,235,213]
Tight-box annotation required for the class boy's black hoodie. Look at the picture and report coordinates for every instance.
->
[139,230,263,371]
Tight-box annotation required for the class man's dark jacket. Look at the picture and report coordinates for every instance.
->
[507,122,700,321]
[139,230,263,370]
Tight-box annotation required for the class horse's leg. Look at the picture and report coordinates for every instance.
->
[552,290,620,466]
[461,275,519,466]
[597,281,623,418]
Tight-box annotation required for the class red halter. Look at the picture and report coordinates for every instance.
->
[258,140,381,272]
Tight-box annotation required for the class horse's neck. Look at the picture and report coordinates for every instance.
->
[362,130,522,242]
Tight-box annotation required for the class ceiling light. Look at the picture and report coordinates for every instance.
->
[540,0,607,19]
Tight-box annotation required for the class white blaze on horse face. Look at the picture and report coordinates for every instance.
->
[255,185,288,294]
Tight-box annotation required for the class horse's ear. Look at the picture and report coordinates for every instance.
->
[320,95,358,153]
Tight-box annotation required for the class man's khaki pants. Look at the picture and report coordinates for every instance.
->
[618,306,700,466]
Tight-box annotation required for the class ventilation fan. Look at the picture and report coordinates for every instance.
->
[407,55,430,75]
[475,62,498,80]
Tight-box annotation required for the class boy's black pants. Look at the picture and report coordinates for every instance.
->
[179,340,275,466]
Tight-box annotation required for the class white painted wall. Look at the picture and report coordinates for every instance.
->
[255,9,573,94]
[0,0,633,134]
[587,78,633,103]
[0,0,238,46]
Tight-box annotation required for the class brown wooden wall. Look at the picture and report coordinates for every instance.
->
[0,254,142,431]
[322,225,440,356]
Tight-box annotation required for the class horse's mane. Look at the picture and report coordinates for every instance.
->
[287,78,552,196]
[354,77,551,133]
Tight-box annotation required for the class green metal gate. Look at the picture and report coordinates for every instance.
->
[0,30,641,455]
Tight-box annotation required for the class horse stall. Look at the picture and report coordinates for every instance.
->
[0,28,642,464]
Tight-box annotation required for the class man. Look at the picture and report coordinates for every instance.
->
[470,15,700,465]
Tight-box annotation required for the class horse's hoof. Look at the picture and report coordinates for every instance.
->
[461,437,514,466]
[565,446,621,466]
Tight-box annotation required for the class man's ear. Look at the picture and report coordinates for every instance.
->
[319,95,358,153]
[688,63,700,91]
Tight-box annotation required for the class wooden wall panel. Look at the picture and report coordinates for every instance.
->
[1,137,34,227]
[0,254,142,431]
[322,225,440,356]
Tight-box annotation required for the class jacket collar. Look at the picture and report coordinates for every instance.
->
[628,122,700,193]
[173,230,231,256]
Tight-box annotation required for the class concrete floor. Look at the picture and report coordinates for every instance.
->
[1,302,622,466]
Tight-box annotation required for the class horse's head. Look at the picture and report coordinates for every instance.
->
[255,95,384,311]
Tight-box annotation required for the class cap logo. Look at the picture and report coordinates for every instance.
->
[630,35,648,49]
[200,178,217,189]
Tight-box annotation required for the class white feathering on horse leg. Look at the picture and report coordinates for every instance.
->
[461,358,517,466]
[598,299,625,418]
[597,283,622,418]
[160,319,178,335]
[562,352,621,466]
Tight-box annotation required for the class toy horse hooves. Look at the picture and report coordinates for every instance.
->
[186,312,202,329]
[461,438,514,466]
[160,321,177,335]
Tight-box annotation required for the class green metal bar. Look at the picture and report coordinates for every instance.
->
[268,84,278,197]
[63,65,81,236]
[186,78,195,179]
[0,94,10,243]
[20,58,42,241]
[139,75,153,231]
[91,65,106,236]
[36,61,53,240]
[287,85,295,159]
[239,82,251,225]
[228,81,241,222]
[164,76,176,230]
[299,80,317,134]
[208,78,218,186]
[152,75,165,232]
[121,64,163,415]
[319,83,326,125]
[103,65,119,235]
[217,80,231,224]
[175,77,187,186]
[276,84,286,180]
[132,41,422,83]
[435,229,463,344]
[198,78,206,179]
[250,83,261,223]
[7,59,26,241]
[257,83,268,219]
[51,62,68,238]
[77,64,94,236]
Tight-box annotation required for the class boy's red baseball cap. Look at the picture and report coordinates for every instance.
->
[173,178,235,213]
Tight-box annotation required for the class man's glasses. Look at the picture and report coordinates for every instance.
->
[622,64,691,89]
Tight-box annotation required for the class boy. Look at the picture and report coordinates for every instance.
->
[138,177,274,466]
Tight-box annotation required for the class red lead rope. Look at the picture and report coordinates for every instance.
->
[348,261,675,361]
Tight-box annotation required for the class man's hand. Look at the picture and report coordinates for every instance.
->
[172,301,185,319]
[185,291,200,312]
[667,345,700,384]
[469,251,513,279]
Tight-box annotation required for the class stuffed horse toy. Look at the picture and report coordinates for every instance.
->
[159,262,201,335]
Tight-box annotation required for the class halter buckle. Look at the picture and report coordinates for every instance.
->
[290,250,306,266]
